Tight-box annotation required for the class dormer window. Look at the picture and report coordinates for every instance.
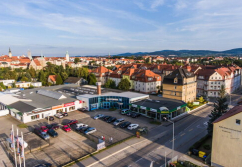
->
[174,78,178,83]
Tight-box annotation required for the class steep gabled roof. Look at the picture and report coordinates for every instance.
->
[64,77,81,84]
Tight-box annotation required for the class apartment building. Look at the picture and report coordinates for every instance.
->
[91,66,112,85]
[163,68,197,102]
[196,66,241,98]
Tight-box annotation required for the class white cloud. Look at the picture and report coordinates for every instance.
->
[134,0,165,11]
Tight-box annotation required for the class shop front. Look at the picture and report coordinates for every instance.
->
[129,103,187,121]
[89,96,130,110]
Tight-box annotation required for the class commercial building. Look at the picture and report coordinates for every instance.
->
[0,83,186,123]
[163,68,197,102]
[211,105,242,167]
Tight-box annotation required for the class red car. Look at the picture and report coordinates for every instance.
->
[66,120,78,126]
[40,126,48,133]
[62,125,71,132]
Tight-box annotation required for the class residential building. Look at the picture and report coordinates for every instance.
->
[211,105,242,167]
[48,75,57,85]
[163,68,197,102]
[0,79,15,86]
[64,77,82,85]
[91,66,112,85]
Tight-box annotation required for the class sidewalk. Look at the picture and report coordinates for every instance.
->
[68,136,153,167]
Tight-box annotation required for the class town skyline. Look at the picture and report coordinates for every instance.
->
[1,0,242,56]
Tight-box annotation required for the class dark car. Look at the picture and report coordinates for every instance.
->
[62,112,68,117]
[119,121,131,128]
[126,112,135,116]
[47,129,58,137]
[34,128,50,140]
[131,112,141,118]
[79,127,89,133]
[107,117,116,123]
[46,123,60,130]
[34,163,52,167]
[47,116,54,121]
[102,116,111,121]
[66,120,78,125]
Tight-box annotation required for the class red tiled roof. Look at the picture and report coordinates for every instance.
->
[213,105,242,123]
[48,75,57,82]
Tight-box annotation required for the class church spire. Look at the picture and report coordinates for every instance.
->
[65,51,70,62]
[9,47,12,58]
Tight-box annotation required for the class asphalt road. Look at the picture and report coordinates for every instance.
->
[110,92,242,167]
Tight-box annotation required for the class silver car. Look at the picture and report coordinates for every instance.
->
[93,114,104,120]
[113,118,125,126]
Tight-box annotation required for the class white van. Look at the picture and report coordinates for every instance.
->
[76,123,88,130]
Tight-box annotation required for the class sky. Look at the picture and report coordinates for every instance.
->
[0,0,242,56]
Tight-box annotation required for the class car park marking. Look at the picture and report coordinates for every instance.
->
[189,128,193,131]
[180,133,185,136]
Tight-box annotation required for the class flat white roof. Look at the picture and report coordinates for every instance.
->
[76,91,149,99]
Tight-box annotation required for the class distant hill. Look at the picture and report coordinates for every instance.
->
[114,48,242,57]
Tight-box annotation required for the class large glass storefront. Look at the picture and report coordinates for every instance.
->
[89,96,129,110]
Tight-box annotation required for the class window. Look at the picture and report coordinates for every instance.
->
[174,86,177,89]
[174,78,178,83]
[236,119,241,125]
[31,115,39,120]
[211,82,213,84]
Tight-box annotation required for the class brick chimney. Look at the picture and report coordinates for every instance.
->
[96,82,102,95]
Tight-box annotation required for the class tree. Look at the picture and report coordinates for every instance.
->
[118,78,131,91]
[0,82,6,90]
[198,96,205,103]
[88,73,97,85]
[12,82,16,88]
[74,57,80,64]
[56,74,63,85]
[207,85,228,136]
[21,76,29,82]
[29,67,36,78]
[104,79,116,89]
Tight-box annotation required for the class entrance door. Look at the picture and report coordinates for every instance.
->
[103,102,110,109]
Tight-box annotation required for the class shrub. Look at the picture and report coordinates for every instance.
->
[189,135,210,152]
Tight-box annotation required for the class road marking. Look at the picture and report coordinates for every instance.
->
[189,128,193,131]
[135,157,143,163]
[180,133,185,136]
[86,138,149,167]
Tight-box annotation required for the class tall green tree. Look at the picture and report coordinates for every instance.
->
[56,74,63,85]
[88,73,97,85]
[29,67,36,78]
[74,58,80,64]
[118,78,131,91]
[0,82,6,90]
[207,85,228,136]
[104,79,116,89]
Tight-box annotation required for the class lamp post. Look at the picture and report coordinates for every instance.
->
[164,118,175,161]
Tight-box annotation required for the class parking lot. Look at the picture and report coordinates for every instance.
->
[0,109,159,166]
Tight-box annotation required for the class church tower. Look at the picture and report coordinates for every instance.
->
[65,51,70,62]
[27,49,32,60]
[9,47,12,58]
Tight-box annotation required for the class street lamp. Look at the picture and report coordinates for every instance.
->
[164,117,175,161]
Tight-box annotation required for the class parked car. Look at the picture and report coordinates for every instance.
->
[76,123,88,131]
[113,118,125,126]
[128,124,139,130]
[107,117,116,123]
[62,125,71,132]
[62,112,68,117]
[46,123,60,130]
[47,116,54,121]
[47,129,58,137]
[79,127,89,133]
[84,127,97,134]
[34,163,52,167]
[34,128,50,140]
[66,120,78,126]
[121,109,131,115]
[119,121,131,128]
[131,112,141,118]
[93,114,105,120]
[40,126,48,133]
[78,108,88,112]
[126,112,135,116]
[55,113,63,119]
[102,116,111,121]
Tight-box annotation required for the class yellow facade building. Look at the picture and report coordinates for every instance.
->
[162,68,197,103]
[211,105,242,167]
